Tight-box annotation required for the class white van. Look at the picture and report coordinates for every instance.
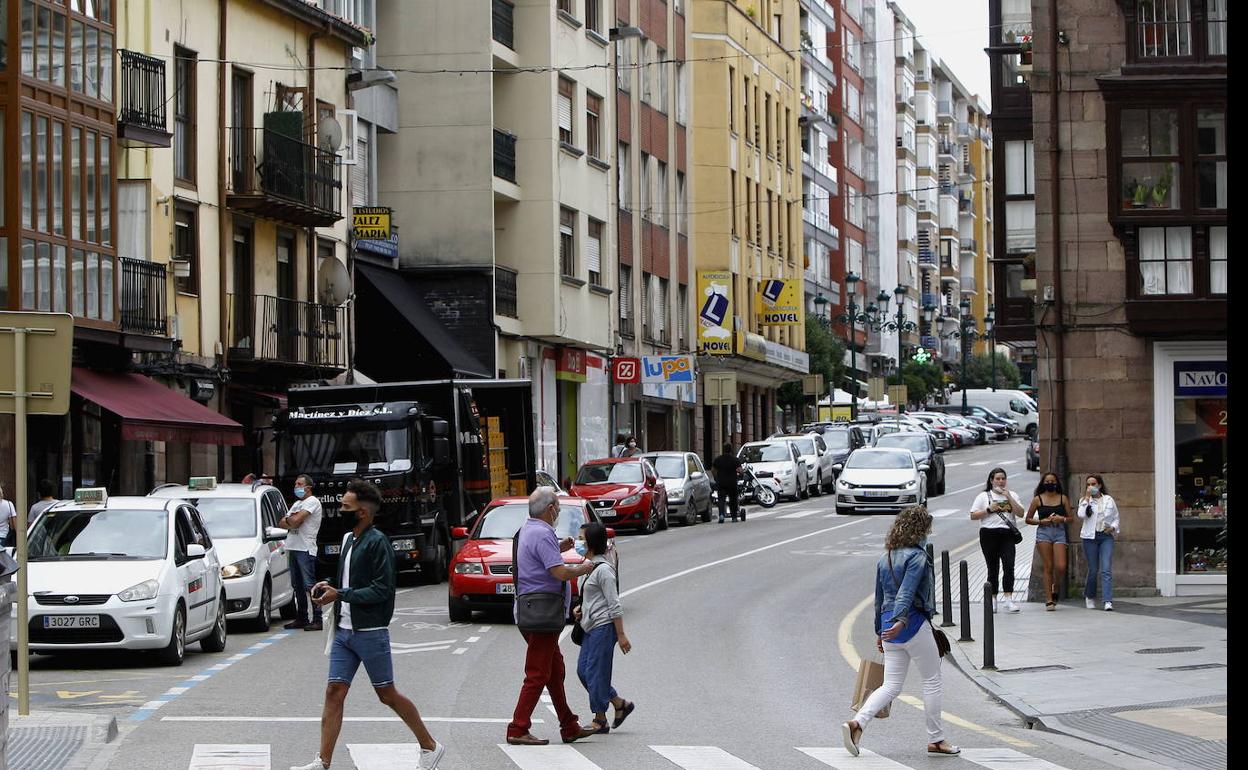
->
[946,389,1038,439]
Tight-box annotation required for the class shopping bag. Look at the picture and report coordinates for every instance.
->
[850,656,890,718]
[323,603,336,656]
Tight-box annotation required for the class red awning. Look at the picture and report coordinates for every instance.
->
[71,368,245,446]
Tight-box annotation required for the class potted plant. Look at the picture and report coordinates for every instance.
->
[1150,166,1173,208]
[1018,34,1033,72]
[746,4,757,20]
[1131,180,1150,208]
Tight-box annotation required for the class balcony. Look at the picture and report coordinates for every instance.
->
[960,237,977,253]
[495,266,518,319]
[230,295,347,370]
[918,249,937,269]
[956,121,973,140]
[959,160,976,181]
[958,194,974,214]
[920,293,938,310]
[117,51,172,148]
[227,127,343,227]
[119,258,168,336]
[937,140,955,159]
[961,275,977,293]
[493,0,515,49]
[493,128,517,184]
[937,100,953,120]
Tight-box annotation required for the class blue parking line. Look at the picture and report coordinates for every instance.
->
[128,630,294,721]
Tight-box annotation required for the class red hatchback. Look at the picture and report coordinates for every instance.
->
[570,457,669,535]
[447,497,618,622]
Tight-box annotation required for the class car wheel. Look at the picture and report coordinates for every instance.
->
[938,476,946,495]
[699,498,712,523]
[928,477,938,498]
[448,596,471,623]
[201,594,229,653]
[420,531,449,585]
[643,509,659,535]
[1027,424,1038,440]
[660,507,670,530]
[159,606,186,666]
[686,503,698,527]
[250,580,272,632]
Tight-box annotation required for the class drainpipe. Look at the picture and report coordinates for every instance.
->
[217,0,229,367]
[307,28,328,312]
[1047,0,1068,482]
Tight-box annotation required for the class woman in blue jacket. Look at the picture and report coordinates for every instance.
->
[842,506,959,757]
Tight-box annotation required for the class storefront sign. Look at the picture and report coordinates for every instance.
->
[736,332,768,361]
[697,271,734,355]
[612,357,641,384]
[755,278,801,326]
[641,355,694,384]
[642,382,697,404]
[1175,361,1227,397]
[704,372,738,406]
[356,231,399,258]
[556,348,587,383]
[352,206,392,240]
[764,340,809,373]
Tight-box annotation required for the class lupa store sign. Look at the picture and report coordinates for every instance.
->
[641,355,694,384]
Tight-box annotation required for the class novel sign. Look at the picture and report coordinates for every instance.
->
[352,206,391,240]
[755,278,801,326]
[697,271,733,355]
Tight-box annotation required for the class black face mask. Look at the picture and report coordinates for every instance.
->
[342,507,365,527]
[1043,483,1059,492]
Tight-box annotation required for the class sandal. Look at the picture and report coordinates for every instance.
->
[1045,601,1056,611]
[611,700,635,729]
[841,722,861,757]
[590,719,610,735]
[928,741,961,755]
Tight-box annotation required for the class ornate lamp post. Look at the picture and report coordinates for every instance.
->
[984,304,997,390]
[832,272,876,420]
[939,297,985,415]
[864,285,923,412]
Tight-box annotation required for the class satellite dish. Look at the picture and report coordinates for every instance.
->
[317,258,351,306]
[318,116,344,153]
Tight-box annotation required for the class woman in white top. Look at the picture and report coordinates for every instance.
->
[1076,474,1120,611]
[969,468,1026,613]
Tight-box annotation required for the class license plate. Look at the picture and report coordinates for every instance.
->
[324,545,341,555]
[392,539,416,551]
[42,615,100,629]
[861,490,893,498]
[496,583,515,594]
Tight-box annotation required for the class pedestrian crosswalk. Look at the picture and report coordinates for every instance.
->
[188,743,1075,769]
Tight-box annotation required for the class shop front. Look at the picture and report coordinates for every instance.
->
[1153,343,1227,596]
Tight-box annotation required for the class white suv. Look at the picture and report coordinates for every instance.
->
[150,479,295,631]
[777,433,836,496]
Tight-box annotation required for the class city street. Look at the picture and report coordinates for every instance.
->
[14,439,1162,770]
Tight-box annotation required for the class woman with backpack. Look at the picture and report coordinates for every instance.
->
[572,522,634,735]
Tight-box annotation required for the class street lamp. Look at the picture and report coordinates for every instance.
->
[859,284,922,412]
[984,304,997,391]
[813,291,829,324]
[937,297,987,415]
[831,272,874,419]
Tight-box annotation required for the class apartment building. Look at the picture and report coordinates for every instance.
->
[613,0,696,453]
[1027,0,1226,595]
[375,0,615,481]
[690,0,808,450]
[0,0,368,496]
[798,0,841,331]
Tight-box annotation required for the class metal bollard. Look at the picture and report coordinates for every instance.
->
[958,560,973,642]
[982,581,996,669]
[940,550,955,627]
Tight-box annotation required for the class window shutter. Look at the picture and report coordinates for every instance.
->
[558,93,573,135]
[352,133,369,206]
[678,285,688,345]
[587,227,602,275]
[641,274,651,336]
[658,279,668,336]
[620,266,632,319]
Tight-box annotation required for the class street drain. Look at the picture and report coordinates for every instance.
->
[996,664,1072,674]
[1134,646,1204,654]
[1158,662,1226,672]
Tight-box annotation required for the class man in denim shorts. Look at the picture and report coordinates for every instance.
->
[292,479,445,770]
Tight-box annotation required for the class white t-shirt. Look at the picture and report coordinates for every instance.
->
[0,500,15,541]
[971,489,1024,530]
[338,535,354,630]
[284,495,323,553]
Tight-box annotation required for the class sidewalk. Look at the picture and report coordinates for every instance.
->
[946,596,1227,770]
[4,710,119,770]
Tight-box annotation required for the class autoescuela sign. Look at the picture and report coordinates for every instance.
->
[352,206,391,240]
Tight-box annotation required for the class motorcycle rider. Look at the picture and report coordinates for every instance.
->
[711,443,746,523]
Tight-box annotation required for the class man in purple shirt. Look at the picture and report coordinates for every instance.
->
[506,487,599,746]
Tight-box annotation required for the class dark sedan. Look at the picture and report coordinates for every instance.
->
[873,431,946,497]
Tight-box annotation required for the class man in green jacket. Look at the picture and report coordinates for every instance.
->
[294,479,445,770]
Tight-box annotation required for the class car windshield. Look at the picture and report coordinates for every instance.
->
[647,456,687,479]
[477,503,587,540]
[575,463,643,485]
[282,421,412,476]
[27,508,168,560]
[846,451,913,470]
[740,444,791,463]
[189,498,257,539]
[789,439,816,455]
[876,435,929,454]
[822,431,851,449]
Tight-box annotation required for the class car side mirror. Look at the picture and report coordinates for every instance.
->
[646,477,656,488]
[451,526,470,540]
[918,464,930,473]
[832,463,844,472]
[432,437,451,468]
[691,471,705,480]
[936,447,945,454]
[263,526,288,543]
[605,528,617,539]
[186,544,206,559]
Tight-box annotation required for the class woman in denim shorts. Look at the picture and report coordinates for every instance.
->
[1025,472,1071,610]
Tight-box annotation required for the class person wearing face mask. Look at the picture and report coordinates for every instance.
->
[1077,474,1120,611]
[1026,473,1072,611]
[281,473,324,630]
[843,506,958,758]
[619,437,643,458]
[970,468,1026,613]
[573,522,633,735]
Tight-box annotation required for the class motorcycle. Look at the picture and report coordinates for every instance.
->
[711,464,779,510]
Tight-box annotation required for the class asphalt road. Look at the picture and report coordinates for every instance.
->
[21,438,1160,769]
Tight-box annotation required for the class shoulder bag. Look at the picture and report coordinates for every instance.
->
[512,527,568,634]
[569,563,603,646]
[995,506,1024,545]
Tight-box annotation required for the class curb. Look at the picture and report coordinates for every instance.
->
[945,639,1043,725]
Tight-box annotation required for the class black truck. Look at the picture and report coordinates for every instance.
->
[275,379,536,583]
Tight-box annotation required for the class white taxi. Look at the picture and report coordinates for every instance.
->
[17,489,229,665]
[150,478,294,631]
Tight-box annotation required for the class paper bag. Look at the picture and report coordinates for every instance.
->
[850,656,890,718]
[323,603,336,656]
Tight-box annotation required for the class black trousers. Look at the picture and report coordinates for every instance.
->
[979,528,1017,595]
[716,483,740,520]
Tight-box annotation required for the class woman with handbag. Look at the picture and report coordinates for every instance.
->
[1077,474,1120,611]
[572,522,634,735]
[970,467,1026,613]
[1026,472,1072,611]
[842,506,959,758]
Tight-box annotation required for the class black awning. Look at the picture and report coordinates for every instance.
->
[355,263,492,380]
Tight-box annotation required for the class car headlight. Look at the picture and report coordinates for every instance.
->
[221,558,257,579]
[118,579,160,602]
[667,488,684,501]
[904,480,918,489]
[453,562,485,575]
[620,494,643,507]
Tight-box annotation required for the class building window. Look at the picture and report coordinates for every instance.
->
[656,160,667,228]
[1119,107,1180,211]
[585,0,601,34]
[730,170,738,236]
[1130,0,1226,62]
[641,42,654,104]
[1171,360,1227,576]
[616,39,630,91]
[1209,225,1226,294]
[640,152,651,220]
[618,141,630,208]
[352,122,371,206]
[1005,139,1035,195]
[846,188,864,229]
[587,219,603,286]
[174,46,196,184]
[619,264,633,335]
[560,207,576,277]
[676,62,688,124]
[558,77,575,147]
[728,66,736,133]
[641,272,651,339]
[678,284,688,349]
[1195,108,1226,210]
[656,46,668,113]
[845,28,861,73]
[174,202,198,295]
[557,0,573,15]
[1138,226,1192,295]
[586,92,603,161]
[1114,103,1225,215]
[743,76,751,142]
[657,277,669,344]
[677,171,687,235]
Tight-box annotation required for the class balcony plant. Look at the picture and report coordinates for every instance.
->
[1018,34,1033,65]
[1131,180,1150,208]
[746,4,757,19]
[1150,166,1173,208]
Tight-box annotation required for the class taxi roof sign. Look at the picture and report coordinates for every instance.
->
[188,476,218,492]
[73,488,108,505]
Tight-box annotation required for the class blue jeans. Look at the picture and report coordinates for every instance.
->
[576,624,619,715]
[328,628,394,687]
[1082,532,1114,600]
[290,551,322,623]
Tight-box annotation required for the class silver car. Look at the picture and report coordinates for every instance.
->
[834,448,927,515]
[777,433,836,496]
[641,452,714,526]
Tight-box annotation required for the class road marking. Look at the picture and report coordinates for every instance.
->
[961,748,1074,770]
[347,744,422,769]
[797,746,911,768]
[452,647,468,655]
[650,746,760,769]
[499,744,603,769]
[466,636,482,643]
[165,716,537,724]
[478,626,492,633]
[55,690,102,700]
[929,508,961,518]
[945,462,964,467]
[777,509,820,519]
[970,461,992,466]
[1000,460,1019,466]
[188,744,268,769]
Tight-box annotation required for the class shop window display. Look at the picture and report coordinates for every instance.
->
[1173,370,1226,575]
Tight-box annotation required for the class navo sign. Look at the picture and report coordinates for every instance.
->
[641,355,694,384]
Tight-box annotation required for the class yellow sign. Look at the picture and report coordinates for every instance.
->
[352,206,391,240]
[735,331,767,361]
[888,384,908,406]
[755,278,801,326]
[0,311,73,416]
[819,404,853,421]
[697,271,734,355]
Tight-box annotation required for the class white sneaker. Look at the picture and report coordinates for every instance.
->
[991,597,998,614]
[290,758,327,770]
[1006,601,1021,613]
[421,742,446,770]
[1104,602,1114,612]
[1085,598,1096,609]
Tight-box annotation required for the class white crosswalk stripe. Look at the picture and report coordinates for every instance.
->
[650,745,761,769]
[929,507,961,518]
[498,744,603,769]
[777,509,820,519]
[347,744,423,769]
[188,745,269,769]
[797,746,913,768]
[961,748,1074,770]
